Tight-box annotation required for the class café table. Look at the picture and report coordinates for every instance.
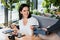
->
[15,35,42,40]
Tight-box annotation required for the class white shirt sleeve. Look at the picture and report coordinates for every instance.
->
[29,17,39,27]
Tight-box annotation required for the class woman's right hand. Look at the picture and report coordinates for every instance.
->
[12,29,18,35]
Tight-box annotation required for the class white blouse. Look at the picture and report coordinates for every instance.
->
[19,17,39,36]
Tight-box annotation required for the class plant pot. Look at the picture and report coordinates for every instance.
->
[56,12,60,17]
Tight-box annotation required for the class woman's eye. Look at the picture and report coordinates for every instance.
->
[24,10,26,12]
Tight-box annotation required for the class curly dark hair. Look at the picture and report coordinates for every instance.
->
[18,4,31,20]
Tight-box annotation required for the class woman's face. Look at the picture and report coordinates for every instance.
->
[20,7,29,18]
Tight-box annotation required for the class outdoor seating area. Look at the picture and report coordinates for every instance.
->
[0,0,60,40]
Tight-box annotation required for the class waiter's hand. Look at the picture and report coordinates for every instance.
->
[42,28,47,31]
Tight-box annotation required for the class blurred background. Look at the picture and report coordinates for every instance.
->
[0,0,60,27]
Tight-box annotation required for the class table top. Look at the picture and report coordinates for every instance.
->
[0,28,42,40]
[16,35,42,40]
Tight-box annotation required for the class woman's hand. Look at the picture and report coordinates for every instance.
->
[30,26,34,30]
[12,29,18,35]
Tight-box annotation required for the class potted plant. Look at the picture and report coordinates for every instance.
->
[1,0,20,26]
[41,0,51,17]
[49,0,60,18]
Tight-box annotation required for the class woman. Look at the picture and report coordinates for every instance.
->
[19,4,39,36]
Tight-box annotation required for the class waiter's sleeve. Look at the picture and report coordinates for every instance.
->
[47,19,60,33]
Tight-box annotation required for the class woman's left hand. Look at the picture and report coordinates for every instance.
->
[30,26,34,30]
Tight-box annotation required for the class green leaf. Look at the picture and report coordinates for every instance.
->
[1,0,20,10]
[13,0,19,3]
[1,0,10,8]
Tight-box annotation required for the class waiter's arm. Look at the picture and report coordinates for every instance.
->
[47,19,60,32]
